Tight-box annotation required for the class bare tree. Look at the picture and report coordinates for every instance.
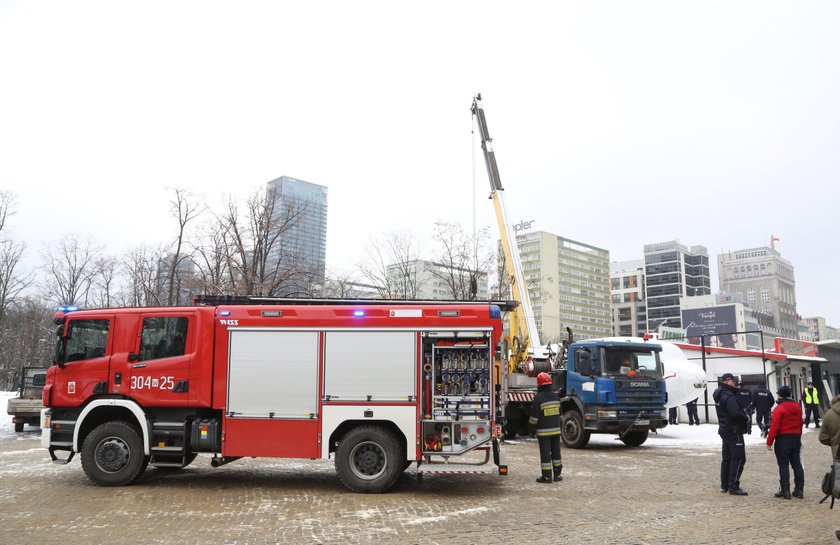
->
[430,222,495,300]
[319,268,365,298]
[357,230,425,299]
[0,297,53,390]
[0,191,36,388]
[216,187,308,297]
[42,235,103,306]
[165,187,203,305]
[190,221,232,296]
[0,239,31,324]
[90,256,119,308]
[0,192,31,322]
[122,244,167,307]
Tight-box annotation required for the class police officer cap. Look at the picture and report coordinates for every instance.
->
[720,373,738,383]
[777,385,792,398]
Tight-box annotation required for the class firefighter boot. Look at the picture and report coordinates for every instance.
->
[553,462,563,482]
[792,484,803,499]
[537,465,553,483]
[774,482,791,500]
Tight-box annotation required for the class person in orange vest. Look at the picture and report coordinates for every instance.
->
[803,381,821,428]
[529,372,563,483]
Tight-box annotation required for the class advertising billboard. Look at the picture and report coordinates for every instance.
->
[681,305,739,348]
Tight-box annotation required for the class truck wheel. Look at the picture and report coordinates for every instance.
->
[335,426,401,493]
[14,422,24,433]
[503,405,527,439]
[502,423,517,440]
[81,421,145,486]
[620,430,649,447]
[561,410,590,449]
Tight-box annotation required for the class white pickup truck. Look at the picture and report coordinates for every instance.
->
[7,367,46,432]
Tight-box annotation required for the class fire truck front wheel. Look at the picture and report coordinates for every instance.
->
[335,426,402,493]
[81,421,145,486]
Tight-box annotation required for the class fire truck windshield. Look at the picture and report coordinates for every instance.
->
[602,348,663,379]
[58,319,110,363]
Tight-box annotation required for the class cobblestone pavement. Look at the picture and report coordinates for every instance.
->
[1,427,837,545]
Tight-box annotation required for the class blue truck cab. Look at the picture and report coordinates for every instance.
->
[555,339,668,448]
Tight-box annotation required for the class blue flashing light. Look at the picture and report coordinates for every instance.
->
[57,305,80,313]
[489,305,501,319]
[353,310,366,317]
[220,310,231,317]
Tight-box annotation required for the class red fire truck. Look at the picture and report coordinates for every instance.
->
[41,296,509,492]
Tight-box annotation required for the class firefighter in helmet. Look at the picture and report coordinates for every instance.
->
[529,372,563,483]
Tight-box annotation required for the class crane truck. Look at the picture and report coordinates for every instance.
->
[471,94,667,446]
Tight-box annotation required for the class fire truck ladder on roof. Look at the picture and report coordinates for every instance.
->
[193,294,519,311]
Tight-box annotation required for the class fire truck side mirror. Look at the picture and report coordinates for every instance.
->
[54,325,66,368]
[128,352,140,363]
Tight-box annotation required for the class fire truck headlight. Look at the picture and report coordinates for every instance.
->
[597,410,617,419]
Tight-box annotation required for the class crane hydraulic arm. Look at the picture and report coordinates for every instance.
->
[471,93,541,373]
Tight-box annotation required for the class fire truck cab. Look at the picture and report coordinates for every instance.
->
[41,297,509,493]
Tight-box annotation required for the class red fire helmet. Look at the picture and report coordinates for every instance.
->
[537,372,552,386]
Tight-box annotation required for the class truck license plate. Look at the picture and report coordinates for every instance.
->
[636,419,649,426]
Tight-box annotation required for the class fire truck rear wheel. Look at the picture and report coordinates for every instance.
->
[561,410,590,449]
[81,421,145,486]
[335,426,402,493]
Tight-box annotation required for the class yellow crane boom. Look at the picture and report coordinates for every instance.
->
[471,93,541,374]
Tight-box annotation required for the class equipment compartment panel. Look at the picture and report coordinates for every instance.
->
[227,329,319,418]
[324,330,416,401]
[420,332,493,454]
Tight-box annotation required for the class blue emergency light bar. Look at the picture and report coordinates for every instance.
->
[56,305,80,313]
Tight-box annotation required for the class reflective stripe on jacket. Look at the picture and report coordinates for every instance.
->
[530,385,562,437]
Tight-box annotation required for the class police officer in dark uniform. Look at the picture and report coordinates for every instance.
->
[714,373,750,495]
[668,406,679,425]
[737,384,754,435]
[752,383,774,437]
[529,372,563,483]
[686,398,700,425]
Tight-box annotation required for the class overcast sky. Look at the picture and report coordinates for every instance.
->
[1,1,838,324]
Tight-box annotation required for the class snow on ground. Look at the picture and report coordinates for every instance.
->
[589,422,766,448]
